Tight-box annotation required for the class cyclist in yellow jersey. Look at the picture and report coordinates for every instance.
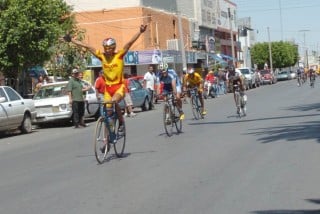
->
[66,25,147,131]
[183,67,206,115]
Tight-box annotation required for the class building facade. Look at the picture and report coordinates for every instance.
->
[65,0,242,73]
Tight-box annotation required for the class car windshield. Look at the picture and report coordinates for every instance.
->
[33,84,68,99]
[260,70,269,75]
[278,71,288,74]
[239,69,249,74]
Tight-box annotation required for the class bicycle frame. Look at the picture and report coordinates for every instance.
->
[102,103,117,143]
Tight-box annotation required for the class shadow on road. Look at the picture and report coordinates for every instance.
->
[251,198,320,213]
[247,120,320,144]
[188,102,320,144]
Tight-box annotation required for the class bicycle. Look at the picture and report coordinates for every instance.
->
[310,75,316,88]
[188,87,204,120]
[297,74,302,86]
[163,92,182,137]
[234,84,247,118]
[94,101,126,164]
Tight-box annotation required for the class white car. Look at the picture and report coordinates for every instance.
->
[0,86,37,133]
[236,68,256,89]
[33,81,99,125]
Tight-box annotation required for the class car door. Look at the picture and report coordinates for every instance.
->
[4,86,25,127]
[0,87,9,130]
[129,79,145,107]
[85,87,99,117]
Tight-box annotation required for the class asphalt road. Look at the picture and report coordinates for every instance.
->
[1,79,320,214]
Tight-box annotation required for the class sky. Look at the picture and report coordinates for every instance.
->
[234,0,320,53]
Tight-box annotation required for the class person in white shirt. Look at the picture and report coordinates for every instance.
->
[143,64,156,109]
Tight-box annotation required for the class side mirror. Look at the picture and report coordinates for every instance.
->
[0,97,6,103]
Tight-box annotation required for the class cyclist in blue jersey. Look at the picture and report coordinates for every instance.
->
[158,67,184,120]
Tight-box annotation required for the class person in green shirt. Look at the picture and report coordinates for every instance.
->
[67,69,91,128]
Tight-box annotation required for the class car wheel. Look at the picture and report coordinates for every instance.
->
[20,114,32,134]
[141,97,150,111]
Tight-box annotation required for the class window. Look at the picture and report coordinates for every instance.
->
[5,87,21,101]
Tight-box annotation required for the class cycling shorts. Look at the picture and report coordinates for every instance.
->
[104,83,125,106]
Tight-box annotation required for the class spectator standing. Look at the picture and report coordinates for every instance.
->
[143,64,156,109]
[34,75,44,94]
[124,73,136,117]
[218,68,226,95]
[95,70,106,116]
[67,68,91,128]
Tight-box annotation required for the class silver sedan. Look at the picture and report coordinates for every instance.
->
[0,86,36,134]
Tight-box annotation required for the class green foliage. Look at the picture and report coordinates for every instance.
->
[0,0,75,78]
[251,41,299,70]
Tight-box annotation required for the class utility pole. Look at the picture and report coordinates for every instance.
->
[177,12,187,70]
[299,29,310,68]
[228,8,236,67]
[267,27,273,73]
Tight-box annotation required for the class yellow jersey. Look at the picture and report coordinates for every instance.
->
[184,72,203,87]
[96,49,125,85]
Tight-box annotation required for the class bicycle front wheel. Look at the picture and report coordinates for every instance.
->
[94,117,109,164]
[173,105,182,133]
[163,104,174,137]
[190,95,201,120]
[114,118,126,158]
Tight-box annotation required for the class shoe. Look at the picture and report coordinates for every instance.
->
[165,119,172,125]
[118,124,125,135]
[201,110,207,115]
[100,145,106,153]
[179,111,185,120]
[129,112,137,117]
[80,123,88,127]
[74,125,81,129]
[100,144,110,153]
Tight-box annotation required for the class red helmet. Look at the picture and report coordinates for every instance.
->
[102,38,116,47]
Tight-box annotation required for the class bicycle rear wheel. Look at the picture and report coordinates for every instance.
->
[163,104,174,137]
[94,117,109,164]
[114,117,126,157]
[173,105,182,133]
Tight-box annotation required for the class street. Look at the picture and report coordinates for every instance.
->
[0,79,320,214]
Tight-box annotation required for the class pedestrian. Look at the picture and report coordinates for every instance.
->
[66,68,91,128]
[143,64,156,109]
[34,75,44,94]
[94,70,105,116]
[124,73,136,117]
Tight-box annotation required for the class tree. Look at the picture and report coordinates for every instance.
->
[0,0,74,79]
[251,41,299,70]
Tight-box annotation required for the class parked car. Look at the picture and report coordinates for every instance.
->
[119,77,152,111]
[236,68,256,88]
[260,69,277,84]
[276,70,291,81]
[0,86,37,134]
[289,70,297,79]
[33,81,99,125]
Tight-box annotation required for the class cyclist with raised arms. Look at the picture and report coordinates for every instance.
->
[183,66,206,116]
[66,25,147,132]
